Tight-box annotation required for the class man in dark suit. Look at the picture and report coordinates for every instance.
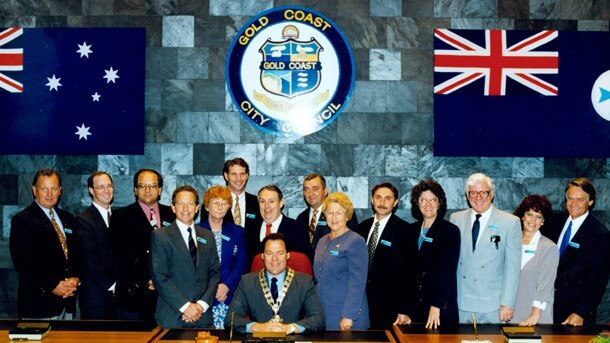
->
[110,168,175,320]
[77,171,117,319]
[151,185,220,328]
[199,158,261,241]
[542,177,610,326]
[246,185,312,265]
[226,233,325,333]
[10,168,80,319]
[296,173,358,250]
[356,182,416,329]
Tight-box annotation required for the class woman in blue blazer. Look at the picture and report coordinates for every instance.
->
[199,185,247,328]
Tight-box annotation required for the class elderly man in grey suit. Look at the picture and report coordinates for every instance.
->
[450,173,521,323]
[150,185,220,328]
[226,233,325,334]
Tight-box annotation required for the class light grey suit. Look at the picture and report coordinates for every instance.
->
[450,206,521,323]
[150,222,220,328]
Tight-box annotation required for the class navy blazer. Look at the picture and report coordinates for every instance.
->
[543,213,610,324]
[199,220,247,304]
[77,204,117,319]
[245,215,313,265]
[9,202,80,318]
[356,214,416,329]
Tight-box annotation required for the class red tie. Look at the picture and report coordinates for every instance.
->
[265,223,272,236]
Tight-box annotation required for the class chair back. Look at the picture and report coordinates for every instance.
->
[250,251,312,275]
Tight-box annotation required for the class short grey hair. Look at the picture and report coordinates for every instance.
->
[465,172,496,194]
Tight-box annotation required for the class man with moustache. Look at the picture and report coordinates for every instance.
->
[450,173,521,323]
[151,185,220,328]
[356,182,416,329]
[296,173,358,250]
[10,168,80,319]
[246,185,311,264]
[542,178,610,326]
[110,168,175,320]
[77,171,117,319]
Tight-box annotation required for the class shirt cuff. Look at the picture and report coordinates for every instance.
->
[532,300,547,310]
[196,300,209,312]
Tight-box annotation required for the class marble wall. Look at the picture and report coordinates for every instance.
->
[0,0,609,320]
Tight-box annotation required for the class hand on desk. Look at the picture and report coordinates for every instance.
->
[251,321,291,333]
[562,313,584,326]
[425,306,440,329]
[393,313,412,326]
[340,318,353,331]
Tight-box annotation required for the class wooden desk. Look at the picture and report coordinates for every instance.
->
[392,323,608,343]
[0,320,161,343]
[153,328,396,343]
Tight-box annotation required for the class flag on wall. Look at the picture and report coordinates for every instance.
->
[0,27,145,155]
[434,29,610,157]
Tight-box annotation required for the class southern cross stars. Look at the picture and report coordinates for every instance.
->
[46,74,62,91]
[76,41,93,58]
[75,123,92,140]
[103,67,120,83]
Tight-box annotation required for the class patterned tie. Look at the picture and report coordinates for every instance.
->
[265,222,272,237]
[270,277,278,302]
[233,195,241,225]
[309,209,318,243]
[49,208,68,259]
[187,227,197,267]
[472,214,481,252]
[367,222,380,269]
[559,221,572,256]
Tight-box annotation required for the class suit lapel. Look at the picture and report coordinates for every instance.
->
[169,223,196,270]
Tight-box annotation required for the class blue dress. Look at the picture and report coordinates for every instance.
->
[314,230,370,330]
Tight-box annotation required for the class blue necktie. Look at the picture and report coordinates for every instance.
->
[187,227,197,266]
[270,277,278,302]
[559,221,572,256]
[472,214,481,252]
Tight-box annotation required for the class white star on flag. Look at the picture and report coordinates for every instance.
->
[103,67,120,83]
[45,74,62,91]
[75,123,92,140]
[91,92,101,101]
[76,41,92,58]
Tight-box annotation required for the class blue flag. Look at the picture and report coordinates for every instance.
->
[0,27,145,155]
[434,29,610,157]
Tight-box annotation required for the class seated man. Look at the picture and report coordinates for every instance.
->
[226,233,325,334]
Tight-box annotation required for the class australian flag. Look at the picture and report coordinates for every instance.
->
[0,27,145,155]
[434,29,610,157]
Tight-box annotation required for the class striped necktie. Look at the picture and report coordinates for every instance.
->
[187,227,197,266]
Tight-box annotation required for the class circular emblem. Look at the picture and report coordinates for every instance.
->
[591,70,610,122]
[226,6,355,137]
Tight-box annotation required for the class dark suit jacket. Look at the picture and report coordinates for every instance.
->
[199,220,247,305]
[226,269,325,332]
[410,218,460,326]
[151,222,220,328]
[356,214,416,329]
[9,202,80,318]
[542,213,610,324]
[109,201,175,315]
[200,192,260,230]
[245,215,313,265]
[77,204,117,319]
[296,207,359,250]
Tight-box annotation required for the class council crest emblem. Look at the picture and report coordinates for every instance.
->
[226,6,355,137]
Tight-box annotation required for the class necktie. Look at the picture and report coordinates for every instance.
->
[187,227,197,267]
[472,214,481,252]
[233,195,241,225]
[150,208,157,228]
[49,208,68,259]
[265,222,272,237]
[309,209,318,243]
[367,222,380,269]
[106,210,111,228]
[270,277,278,302]
[418,228,429,250]
[559,221,572,256]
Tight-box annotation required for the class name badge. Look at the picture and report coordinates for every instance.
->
[380,239,392,247]
[221,234,230,241]
[197,237,207,244]
[524,249,535,254]
[423,237,433,243]
[568,241,580,249]
[163,221,172,226]
[329,250,339,256]
[246,213,256,219]
[488,224,499,230]
[64,228,73,234]
[318,221,327,226]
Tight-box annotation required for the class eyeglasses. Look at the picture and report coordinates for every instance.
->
[137,183,159,190]
[419,197,438,204]
[211,200,229,207]
[467,190,491,198]
[93,184,114,190]
[324,210,345,218]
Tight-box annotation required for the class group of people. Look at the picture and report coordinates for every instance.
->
[8,159,610,334]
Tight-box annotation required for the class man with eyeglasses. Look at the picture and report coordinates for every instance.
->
[77,171,117,319]
[110,168,175,320]
[10,168,81,320]
[541,178,610,326]
[356,182,417,329]
[449,172,521,324]
[150,185,220,328]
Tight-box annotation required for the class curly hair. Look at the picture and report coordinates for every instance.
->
[322,192,354,221]
[203,185,233,208]
[410,179,447,221]
[513,194,553,228]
